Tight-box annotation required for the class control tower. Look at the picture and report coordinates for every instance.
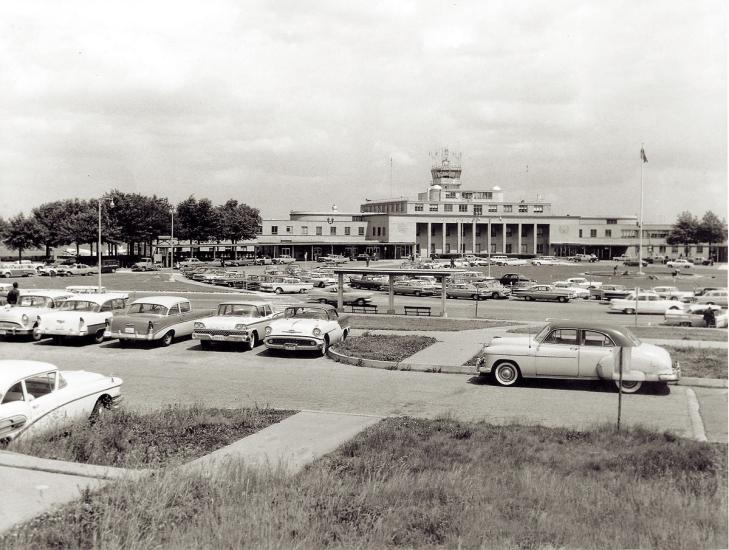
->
[429,148,462,190]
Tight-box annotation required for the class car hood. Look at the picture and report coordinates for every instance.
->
[197,315,265,328]
[61,370,123,387]
[0,306,54,321]
[269,318,323,333]
[486,335,536,350]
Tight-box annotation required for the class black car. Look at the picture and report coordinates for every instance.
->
[499,273,533,287]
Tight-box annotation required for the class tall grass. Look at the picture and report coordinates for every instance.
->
[2,417,725,549]
[333,334,436,362]
[664,345,728,379]
[6,405,294,468]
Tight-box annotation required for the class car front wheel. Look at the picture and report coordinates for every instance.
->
[93,329,105,344]
[624,308,635,315]
[160,331,174,347]
[320,337,329,356]
[493,361,520,387]
[246,331,258,351]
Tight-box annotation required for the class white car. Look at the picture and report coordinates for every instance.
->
[193,301,280,350]
[259,277,314,294]
[650,286,695,302]
[609,292,684,315]
[264,304,348,355]
[36,293,129,344]
[566,277,602,289]
[57,264,96,276]
[664,304,728,328]
[553,281,590,299]
[666,259,694,269]
[0,290,76,340]
[476,321,680,393]
[531,256,559,265]
[0,264,36,278]
[65,285,108,294]
[306,285,374,306]
[0,360,122,441]
[695,289,728,308]
[273,255,296,264]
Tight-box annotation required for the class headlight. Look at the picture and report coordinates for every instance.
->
[234,324,246,331]
[194,322,204,329]
[265,326,272,335]
[313,328,322,337]
[21,314,29,324]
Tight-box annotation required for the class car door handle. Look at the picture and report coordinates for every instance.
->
[570,347,579,351]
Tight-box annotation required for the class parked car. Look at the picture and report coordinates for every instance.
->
[609,292,684,314]
[56,264,96,276]
[64,285,107,294]
[272,255,296,264]
[446,283,492,300]
[566,277,602,289]
[552,281,590,299]
[101,260,120,273]
[306,285,373,306]
[475,321,680,393]
[259,277,314,294]
[131,258,160,271]
[531,256,559,266]
[105,296,212,347]
[350,274,388,290]
[490,255,510,266]
[473,281,511,299]
[392,280,437,296]
[666,259,694,269]
[36,293,129,344]
[511,284,574,303]
[499,273,533,287]
[192,301,280,350]
[264,304,348,355]
[695,289,727,307]
[590,284,632,301]
[0,290,76,340]
[177,258,204,269]
[573,253,599,262]
[321,254,349,264]
[0,264,37,278]
[650,286,695,302]
[664,304,727,328]
[623,258,648,267]
[0,360,123,441]
[355,253,377,262]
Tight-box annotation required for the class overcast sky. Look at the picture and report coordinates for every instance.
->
[0,0,725,224]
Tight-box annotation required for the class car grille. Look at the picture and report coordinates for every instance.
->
[0,321,21,329]
[267,337,316,346]
[195,328,244,337]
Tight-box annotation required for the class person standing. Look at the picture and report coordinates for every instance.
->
[6,282,19,306]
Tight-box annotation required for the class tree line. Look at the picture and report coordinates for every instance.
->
[0,192,261,261]
[666,211,727,256]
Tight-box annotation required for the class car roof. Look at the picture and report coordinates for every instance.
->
[130,295,190,307]
[285,303,337,311]
[0,360,58,389]
[217,301,271,307]
[19,289,76,298]
[64,293,129,304]
[544,321,637,346]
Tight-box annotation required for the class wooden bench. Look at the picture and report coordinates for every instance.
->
[348,304,378,314]
[403,305,432,316]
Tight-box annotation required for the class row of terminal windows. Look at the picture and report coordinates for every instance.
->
[422,225,545,238]
[414,204,544,214]
[372,226,387,237]
[270,226,364,236]
[362,202,407,214]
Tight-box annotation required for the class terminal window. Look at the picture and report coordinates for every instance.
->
[358,227,364,236]
[316,226,322,235]
[444,204,453,212]
[533,205,544,213]
[519,205,528,213]
[429,204,439,212]
[415,204,424,212]
[604,229,611,237]
[503,205,513,213]
[302,226,308,235]
[271,226,278,235]
[459,204,468,212]
[344,226,351,235]
[473,205,482,215]
[330,227,336,235]
[590,229,597,237]
[489,204,498,213]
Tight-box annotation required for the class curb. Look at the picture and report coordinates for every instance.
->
[0,450,148,481]
[677,377,728,389]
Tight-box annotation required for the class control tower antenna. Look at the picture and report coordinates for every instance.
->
[390,156,393,198]
[429,147,462,190]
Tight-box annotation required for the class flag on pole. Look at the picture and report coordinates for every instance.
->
[640,147,648,163]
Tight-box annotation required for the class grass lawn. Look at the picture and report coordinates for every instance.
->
[2,417,725,549]
[665,345,728,379]
[4,405,295,468]
[507,324,728,342]
[347,316,518,331]
[333,334,436,362]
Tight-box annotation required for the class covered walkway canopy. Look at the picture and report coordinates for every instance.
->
[332,267,467,317]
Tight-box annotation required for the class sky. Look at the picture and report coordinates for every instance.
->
[0,0,726,224]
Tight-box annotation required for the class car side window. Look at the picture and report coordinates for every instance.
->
[1,382,24,404]
[583,331,614,347]
[24,373,56,399]
[100,302,113,312]
[544,329,578,345]
[179,302,191,313]
[168,304,181,315]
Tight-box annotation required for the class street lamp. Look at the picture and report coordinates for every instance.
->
[97,195,114,290]
[169,207,175,269]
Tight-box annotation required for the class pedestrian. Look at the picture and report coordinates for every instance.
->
[6,282,19,306]
[703,307,716,328]
[366,255,370,267]
[613,264,618,276]
[672,269,679,278]
[450,257,455,268]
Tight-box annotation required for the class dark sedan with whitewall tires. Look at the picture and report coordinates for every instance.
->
[476,321,680,394]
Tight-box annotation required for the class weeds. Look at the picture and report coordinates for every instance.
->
[333,334,436,362]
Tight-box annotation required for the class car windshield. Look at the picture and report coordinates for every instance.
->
[17,296,52,308]
[128,303,169,315]
[284,307,328,320]
[58,300,100,312]
[217,304,260,317]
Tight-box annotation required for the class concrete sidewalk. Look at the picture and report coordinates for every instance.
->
[0,410,382,534]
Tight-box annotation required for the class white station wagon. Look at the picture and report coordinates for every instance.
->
[264,304,348,355]
[36,293,129,344]
[0,360,123,441]
[259,277,314,294]
[193,301,280,350]
[609,292,684,315]
[0,290,75,340]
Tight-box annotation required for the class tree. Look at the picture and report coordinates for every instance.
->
[56,199,98,257]
[108,191,170,257]
[697,211,727,260]
[175,196,217,244]
[0,217,7,240]
[3,214,42,261]
[666,211,699,249]
[215,200,261,258]
[32,201,71,258]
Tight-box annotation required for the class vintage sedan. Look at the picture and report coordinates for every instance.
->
[511,284,574,303]
[0,264,36,278]
[392,280,437,296]
[0,360,123,441]
[553,281,590,299]
[259,277,314,294]
[350,274,389,290]
[105,296,212,346]
[664,304,728,328]
[476,321,680,393]
[193,301,280,350]
[666,259,694,269]
[566,277,602,289]
[695,289,727,307]
[590,284,631,301]
[651,286,695,302]
[609,292,684,315]
[0,290,76,340]
[264,304,348,355]
[65,285,107,294]
[57,264,96,276]
[474,281,511,299]
[36,293,129,344]
[446,283,492,300]
[306,285,373,306]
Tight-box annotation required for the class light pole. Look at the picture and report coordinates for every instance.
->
[170,207,175,269]
[97,195,114,290]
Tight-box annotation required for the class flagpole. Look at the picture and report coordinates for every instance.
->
[638,143,644,275]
